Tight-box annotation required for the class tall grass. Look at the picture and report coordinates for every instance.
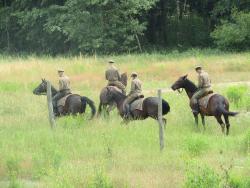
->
[0,52,249,187]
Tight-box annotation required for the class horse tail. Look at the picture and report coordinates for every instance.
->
[220,107,239,116]
[81,96,96,119]
[162,99,170,115]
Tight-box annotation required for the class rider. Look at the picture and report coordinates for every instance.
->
[105,60,126,94]
[52,69,71,114]
[191,66,212,114]
[124,72,142,119]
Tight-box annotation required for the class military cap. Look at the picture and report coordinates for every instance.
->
[195,66,202,70]
[58,69,64,72]
[108,60,115,64]
[131,72,138,77]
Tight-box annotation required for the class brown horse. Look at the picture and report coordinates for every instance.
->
[171,75,238,135]
[105,87,170,123]
[33,79,96,118]
[98,73,127,116]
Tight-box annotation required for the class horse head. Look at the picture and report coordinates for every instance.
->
[171,74,188,92]
[120,72,128,87]
[33,78,48,95]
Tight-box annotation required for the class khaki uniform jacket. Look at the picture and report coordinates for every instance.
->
[198,71,211,89]
[129,78,142,95]
[59,75,71,92]
[105,65,121,82]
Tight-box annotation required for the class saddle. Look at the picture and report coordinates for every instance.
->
[107,85,123,93]
[198,93,216,109]
[57,94,73,107]
[130,95,144,111]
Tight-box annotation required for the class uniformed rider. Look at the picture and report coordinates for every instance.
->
[52,69,71,114]
[191,66,212,114]
[124,72,142,119]
[105,60,126,94]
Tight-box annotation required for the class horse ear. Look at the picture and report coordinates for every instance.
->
[183,74,188,80]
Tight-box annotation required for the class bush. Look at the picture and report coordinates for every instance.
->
[243,130,250,154]
[6,158,21,188]
[211,10,250,50]
[226,85,248,107]
[185,135,209,157]
[87,170,113,188]
[184,164,220,188]
[242,94,250,111]
[228,176,250,188]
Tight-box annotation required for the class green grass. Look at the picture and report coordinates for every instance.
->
[0,51,250,187]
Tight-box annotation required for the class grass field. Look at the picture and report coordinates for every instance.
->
[0,50,250,187]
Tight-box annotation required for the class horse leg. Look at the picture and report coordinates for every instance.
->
[97,103,102,117]
[201,114,206,130]
[215,115,225,134]
[193,113,199,128]
[224,115,230,135]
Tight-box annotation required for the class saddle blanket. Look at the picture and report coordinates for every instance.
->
[107,86,122,93]
[198,93,217,108]
[57,94,74,107]
[130,98,144,111]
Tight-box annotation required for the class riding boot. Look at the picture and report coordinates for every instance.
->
[125,104,131,119]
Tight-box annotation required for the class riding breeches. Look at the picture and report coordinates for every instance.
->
[191,88,211,104]
[52,90,70,107]
[108,81,126,93]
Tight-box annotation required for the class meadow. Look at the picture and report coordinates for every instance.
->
[0,50,250,188]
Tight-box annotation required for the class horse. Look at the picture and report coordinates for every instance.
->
[171,75,238,135]
[98,73,128,116]
[105,87,170,124]
[33,79,96,119]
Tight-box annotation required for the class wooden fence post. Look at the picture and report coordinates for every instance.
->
[158,89,164,151]
[46,81,56,129]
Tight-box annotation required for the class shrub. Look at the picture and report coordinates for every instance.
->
[228,176,250,188]
[87,170,113,188]
[242,94,250,111]
[243,129,250,154]
[184,164,220,188]
[6,158,21,188]
[211,11,250,50]
[226,85,248,107]
[185,135,209,157]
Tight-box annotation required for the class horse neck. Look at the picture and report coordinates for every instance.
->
[183,80,198,99]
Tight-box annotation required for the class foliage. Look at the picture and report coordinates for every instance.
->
[226,85,248,107]
[211,11,250,50]
[0,0,249,54]
[184,163,220,188]
[87,170,113,188]
[6,157,21,188]
[184,135,209,157]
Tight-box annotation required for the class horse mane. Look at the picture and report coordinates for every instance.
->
[43,79,58,93]
[185,79,198,93]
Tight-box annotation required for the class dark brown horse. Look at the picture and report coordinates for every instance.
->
[171,75,238,135]
[98,73,127,116]
[105,87,170,123]
[33,79,96,118]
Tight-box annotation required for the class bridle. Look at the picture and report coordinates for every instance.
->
[177,88,184,93]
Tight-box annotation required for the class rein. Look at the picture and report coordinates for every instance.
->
[177,88,184,93]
